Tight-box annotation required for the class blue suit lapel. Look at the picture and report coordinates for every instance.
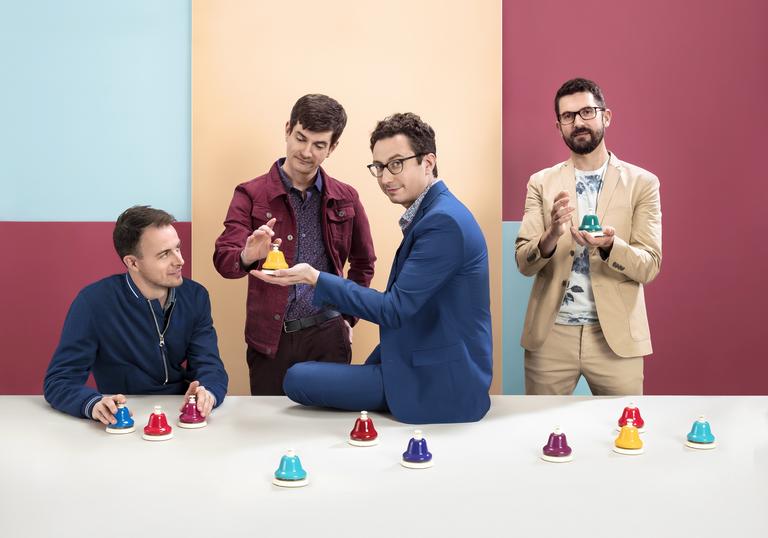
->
[386,182,448,291]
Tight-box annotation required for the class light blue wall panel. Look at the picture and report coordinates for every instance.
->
[0,1,190,221]
[503,221,591,395]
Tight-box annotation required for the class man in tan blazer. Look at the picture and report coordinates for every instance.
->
[516,78,661,395]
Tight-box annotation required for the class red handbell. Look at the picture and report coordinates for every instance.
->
[350,411,378,443]
[143,405,173,439]
[618,403,645,429]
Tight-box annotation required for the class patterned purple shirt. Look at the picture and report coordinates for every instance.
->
[277,158,333,320]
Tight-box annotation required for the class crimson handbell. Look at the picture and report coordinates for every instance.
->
[142,405,173,441]
[349,411,378,446]
[618,403,645,430]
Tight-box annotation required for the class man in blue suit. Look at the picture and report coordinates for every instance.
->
[252,113,492,424]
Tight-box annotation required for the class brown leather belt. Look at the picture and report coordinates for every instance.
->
[283,310,341,333]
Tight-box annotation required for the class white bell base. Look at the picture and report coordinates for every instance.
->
[142,431,173,441]
[272,477,309,488]
[541,453,573,463]
[613,446,644,455]
[261,269,285,275]
[348,438,378,447]
[401,459,434,469]
[178,420,207,429]
[579,229,604,237]
[685,440,717,450]
[105,425,135,434]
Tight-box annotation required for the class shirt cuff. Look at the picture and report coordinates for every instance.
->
[82,393,103,419]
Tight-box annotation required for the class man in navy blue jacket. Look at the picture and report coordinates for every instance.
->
[44,206,228,425]
[252,113,493,424]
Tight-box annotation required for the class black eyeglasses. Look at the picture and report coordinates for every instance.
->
[558,106,605,124]
[367,154,426,178]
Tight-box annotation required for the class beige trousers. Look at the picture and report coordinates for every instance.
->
[524,323,644,395]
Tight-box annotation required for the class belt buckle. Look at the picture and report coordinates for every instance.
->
[283,320,299,333]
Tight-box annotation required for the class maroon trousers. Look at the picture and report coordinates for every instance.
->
[246,315,352,395]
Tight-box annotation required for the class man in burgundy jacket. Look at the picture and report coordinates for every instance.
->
[213,94,376,395]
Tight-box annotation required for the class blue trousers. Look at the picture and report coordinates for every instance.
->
[283,361,389,412]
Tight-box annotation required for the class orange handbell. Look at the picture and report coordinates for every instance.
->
[613,418,644,455]
[262,243,289,274]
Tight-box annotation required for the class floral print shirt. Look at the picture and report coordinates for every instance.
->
[556,159,608,325]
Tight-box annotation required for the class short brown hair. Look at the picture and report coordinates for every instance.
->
[370,112,438,178]
[113,205,176,259]
[288,94,347,146]
[554,78,606,118]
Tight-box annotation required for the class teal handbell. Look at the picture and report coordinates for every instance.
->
[687,416,715,444]
[274,449,307,481]
[685,416,717,449]
[578,208,603,234]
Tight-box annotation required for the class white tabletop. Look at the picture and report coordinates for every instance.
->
[0,395,766,537]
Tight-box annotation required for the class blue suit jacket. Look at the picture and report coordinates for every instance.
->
[313,181,492,423]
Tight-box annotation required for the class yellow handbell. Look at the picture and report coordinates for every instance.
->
[262,243,289,273]
[614,418,644,454]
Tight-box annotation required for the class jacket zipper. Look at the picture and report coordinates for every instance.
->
[148,299,175,384]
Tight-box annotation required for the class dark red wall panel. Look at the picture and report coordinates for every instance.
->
[503,0,768,393]
[0,222,192,394]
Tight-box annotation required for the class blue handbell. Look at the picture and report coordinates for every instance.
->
[106,402,135,434]
[401,430,434,468]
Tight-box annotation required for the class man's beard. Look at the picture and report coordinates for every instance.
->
[564,125,604,155]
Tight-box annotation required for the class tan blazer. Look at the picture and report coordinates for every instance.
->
[515,153,662,358]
